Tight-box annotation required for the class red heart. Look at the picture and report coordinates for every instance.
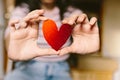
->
[42,19,73,51]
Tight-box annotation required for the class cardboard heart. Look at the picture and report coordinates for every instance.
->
[42,19,73,51]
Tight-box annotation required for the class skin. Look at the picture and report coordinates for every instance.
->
[5,0,100,61]
[7,10,58,61]
[60,14,99,55]
[5,0,58,61]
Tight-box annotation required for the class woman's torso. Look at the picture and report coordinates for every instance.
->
[8,4,82,62]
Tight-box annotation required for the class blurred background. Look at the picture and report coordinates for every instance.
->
[0,0,120,80]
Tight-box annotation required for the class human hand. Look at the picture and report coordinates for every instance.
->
[8,10,58,61]
[59,14,100,55]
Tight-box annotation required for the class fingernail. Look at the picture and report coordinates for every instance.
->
[43,17,48,20]
[68,21,74,25]
[15,23,20,29]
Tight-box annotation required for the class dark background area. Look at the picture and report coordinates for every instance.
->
[72,0,102,26]
[72,0,102,15]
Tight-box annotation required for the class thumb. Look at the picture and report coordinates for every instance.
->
[58,47,72,56]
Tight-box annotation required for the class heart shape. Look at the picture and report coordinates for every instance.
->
[42,19,73,51]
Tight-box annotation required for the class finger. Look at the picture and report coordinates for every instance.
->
[19,10,45,29]
[18,14,40,29]
[29,16,48,31]
[18,21,27,29]
[89,17,97,26]
[30,22,39,36]
[67,15,79,25]
[42,49,58,55]
[89,17,99,32]
[23,10,45,22]
[77,14,91,32]
[23,14,40,22]
[77,14,89,24]
[30,16,48,23]
[92,21,99,32]
[41,49,59,55]
[19,15,45,29]
[9,20,19,31]
[62,18,69,24]
[58,47,72,56]
[35,47,59,56]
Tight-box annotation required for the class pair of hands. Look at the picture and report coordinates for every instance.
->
[8,10,99,61]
